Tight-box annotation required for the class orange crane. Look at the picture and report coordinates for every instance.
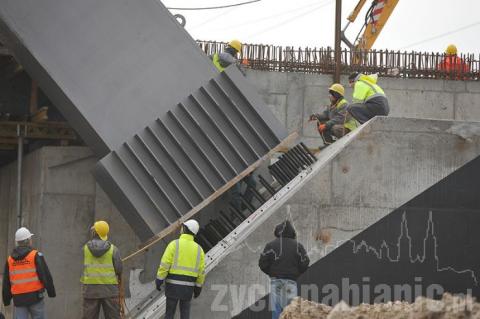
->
[341,0,399,62]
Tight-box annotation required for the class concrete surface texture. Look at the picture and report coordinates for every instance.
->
[1,70,480,318]
[245,70,480,147]
[189,117,480,318]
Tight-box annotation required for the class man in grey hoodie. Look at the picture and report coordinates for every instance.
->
[81,221,122,319]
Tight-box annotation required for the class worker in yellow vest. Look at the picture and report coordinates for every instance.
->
[347,72,390,124]
[209,40,243,72]
[2,227,55,319]
[156,220,205,319]
[309,83,359,145]
[81,221,122,319]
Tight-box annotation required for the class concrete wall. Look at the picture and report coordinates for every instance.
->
[0,147,142,318]
[190,117,480,318]
[1,71,480,318]
[245,70,480,147]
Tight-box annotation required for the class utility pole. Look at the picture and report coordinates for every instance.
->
[334,0,342,83]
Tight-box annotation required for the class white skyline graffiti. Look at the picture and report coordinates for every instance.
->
[350,211,479,285]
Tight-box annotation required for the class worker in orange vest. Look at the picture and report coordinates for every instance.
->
[438,44,470,79]
[2,227,56,319]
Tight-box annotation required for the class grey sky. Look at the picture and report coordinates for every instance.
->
[163,0,480,54]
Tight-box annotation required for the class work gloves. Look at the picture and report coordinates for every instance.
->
[155,279,164,292]
[194,286,202,299]
[317,123,327,133]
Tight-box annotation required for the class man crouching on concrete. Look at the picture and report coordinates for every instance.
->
[259,220,310,319]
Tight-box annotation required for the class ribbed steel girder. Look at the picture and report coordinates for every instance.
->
[95,67,288,241]
[0,0,218,156]
[0,0,289,241]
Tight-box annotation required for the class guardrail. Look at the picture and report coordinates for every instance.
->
[198,40,480,81]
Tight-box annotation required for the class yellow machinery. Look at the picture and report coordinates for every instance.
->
[341,0,399,62]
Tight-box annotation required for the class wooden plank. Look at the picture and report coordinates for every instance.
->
[29,80,39,115]
[0,144,15,150]
[122,131,299,262]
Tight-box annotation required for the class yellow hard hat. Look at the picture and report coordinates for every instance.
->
[445,44,457,56]
[93,221,109,241]
[328,83,345,96]
[228,39,242,53]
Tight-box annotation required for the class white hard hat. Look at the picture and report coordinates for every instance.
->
[15,227,34,242]
[183,220,200,235]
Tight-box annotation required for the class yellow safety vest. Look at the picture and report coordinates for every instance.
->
[335,98,359,132]
[352,74,386,103]
[157,234,205,287]
[212,53,225,72]
[81,244,118,285]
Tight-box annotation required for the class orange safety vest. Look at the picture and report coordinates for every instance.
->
[8,250,44,295]
[439,56,470,74]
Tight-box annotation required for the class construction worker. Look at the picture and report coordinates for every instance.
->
[259,220,309,319]
[209,40,254,210]
[438,44,470,79]
[210,40,243,72]
[347,72,389,124]
[81,221,122,319]
[156,220,205,319]
[309,83,359,145]
[2,227,56,319]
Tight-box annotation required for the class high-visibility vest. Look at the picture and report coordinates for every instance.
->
[81,244,118,285]
[352,75,386,103]
[335,98,359,132]
[8,250,44,295]
[157,234,205,287]
[212,53,225,72]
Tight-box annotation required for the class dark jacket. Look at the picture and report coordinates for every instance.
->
[2,246,56,307]
[258,221,310,281]
[315,98,350,129]
[82,238,122,299]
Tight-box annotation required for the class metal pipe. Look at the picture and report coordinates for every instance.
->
[16,124,24,228]
[334,0,342,83]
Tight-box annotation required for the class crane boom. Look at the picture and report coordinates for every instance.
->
[355,0,399,51]
[347,0,368,22]
[342,0,399,56]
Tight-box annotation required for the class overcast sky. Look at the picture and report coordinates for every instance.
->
[163,0,480,55]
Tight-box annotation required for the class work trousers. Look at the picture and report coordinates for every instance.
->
[82,298,120,319]
[270,278,297,319]
[14,299,45,319]
[164,297,191,319]
[322,125,350,145]
[348,96,389,124]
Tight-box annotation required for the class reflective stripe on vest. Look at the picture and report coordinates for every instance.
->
[359,80,386,101]
[212,53,225,72]
[81,244,118,285]
[171,239,202,274]
[165,279,196,287]
[8,250,44,295]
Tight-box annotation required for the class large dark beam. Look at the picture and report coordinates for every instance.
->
[0,0,218,156]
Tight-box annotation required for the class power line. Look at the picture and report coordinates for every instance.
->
[190,7,238,29]
[248,0,333,40]
[401,21,480,50]
[213,0,324,32]
[167,0,261,11]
